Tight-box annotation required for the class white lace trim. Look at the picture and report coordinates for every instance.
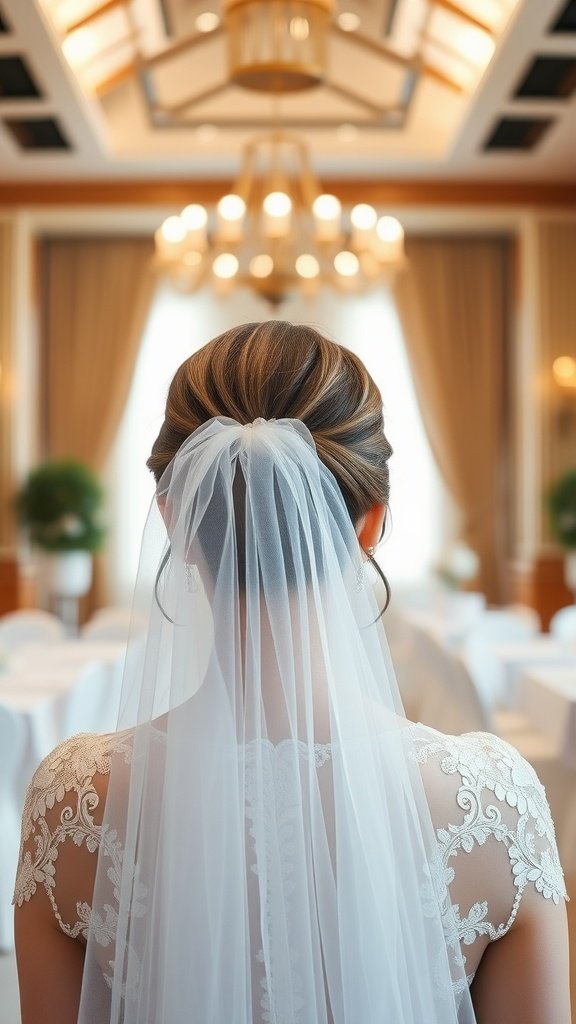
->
[410,727,567,962]
[14,727,568,992]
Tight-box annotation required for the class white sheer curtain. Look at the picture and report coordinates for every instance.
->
[105,285,453,604]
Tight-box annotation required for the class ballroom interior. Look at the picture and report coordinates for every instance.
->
[1,0,576,1020]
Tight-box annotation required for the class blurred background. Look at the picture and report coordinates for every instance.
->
[0,0,576,1020]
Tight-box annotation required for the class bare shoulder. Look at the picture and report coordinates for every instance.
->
[14,731,132,938]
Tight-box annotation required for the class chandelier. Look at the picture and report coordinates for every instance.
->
[154,129,405,305]
[225,0,333,94]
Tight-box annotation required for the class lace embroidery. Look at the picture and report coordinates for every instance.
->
[410,727,567,962]
[13,731,133,943]
[14,727,568,997]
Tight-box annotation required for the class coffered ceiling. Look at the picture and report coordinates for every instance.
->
[0,0,574,183]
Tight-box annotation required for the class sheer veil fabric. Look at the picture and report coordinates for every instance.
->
[78,417,476,1024]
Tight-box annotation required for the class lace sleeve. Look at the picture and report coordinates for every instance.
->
[410,727,568,975]
[13,732,132,939]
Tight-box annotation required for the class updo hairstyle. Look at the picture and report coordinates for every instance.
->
[148,321,393,610]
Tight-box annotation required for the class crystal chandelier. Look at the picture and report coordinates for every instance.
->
[154,129,405,306]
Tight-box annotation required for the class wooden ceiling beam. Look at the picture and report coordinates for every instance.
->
[63,0,129,34]
[432,0,495,36]
[0,180,574,207]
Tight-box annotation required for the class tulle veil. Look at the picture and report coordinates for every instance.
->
[77,415,476,1023]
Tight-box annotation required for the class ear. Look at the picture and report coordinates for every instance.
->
[355,503,386,553]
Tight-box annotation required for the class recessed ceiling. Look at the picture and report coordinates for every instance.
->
[4,114,70,149]
[0,54,42,97]
[550,0,576,33]
[0,0,574,182]
[483,114,554,149]
[514,54,576,97]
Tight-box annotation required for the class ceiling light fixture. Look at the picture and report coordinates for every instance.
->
[195,11,220,33]
[336,11,360,31]
[155,130,405,305]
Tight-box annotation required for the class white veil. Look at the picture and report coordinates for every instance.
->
[78,415,476,1023]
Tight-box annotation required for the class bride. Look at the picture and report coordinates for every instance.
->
[14,321,570,1023]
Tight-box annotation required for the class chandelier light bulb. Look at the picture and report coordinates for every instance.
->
[213,253,239,279]
[334,251,359,277]
[160,216,187,244]
[290,16,310,40]
[250,254,274,278]
[296,254,320,279]
[351,204,377,230]
[376,216,404,243]
[313,194,341,221]
[263,192,292,218]
[195,11,220,32]
[337,11,360,31]
[181,204,208,230]
[217,194,246,221]
[313,194,341,243]
[262,192,292,239]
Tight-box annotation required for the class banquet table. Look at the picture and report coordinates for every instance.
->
[517,666,576,771]
[0,640,126,799]
[488,638,576,708]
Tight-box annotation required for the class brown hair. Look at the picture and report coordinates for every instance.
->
[148,321,392,529]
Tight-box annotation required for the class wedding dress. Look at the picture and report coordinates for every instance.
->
[14,418,567,1023]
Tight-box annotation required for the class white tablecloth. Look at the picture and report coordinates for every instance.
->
[490,638,576,707]
[518,666,576,770]
[0,641,126,795]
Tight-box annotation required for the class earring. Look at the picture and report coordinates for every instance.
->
[356,546,375,592]
[185,564,198,594]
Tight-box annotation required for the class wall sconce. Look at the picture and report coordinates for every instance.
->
[553,356,576,389]
[553,355,576,435]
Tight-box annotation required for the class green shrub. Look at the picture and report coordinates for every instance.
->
[17,460,106,552]
[548,469,576,550]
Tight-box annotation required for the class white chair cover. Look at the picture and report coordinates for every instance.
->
[415,627,489,734]
[549,605,576,645]
[81,607,147,643]
[0,610,65,652]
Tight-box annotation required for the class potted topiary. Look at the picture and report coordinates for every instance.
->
[548,469,576,599]
[17,461,106,624]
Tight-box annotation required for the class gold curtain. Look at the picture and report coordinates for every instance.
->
[42,237,156,609]
[393,237,511,602]
[43,237,155,466]
[0,219,16,552]
[536,220,576,527]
